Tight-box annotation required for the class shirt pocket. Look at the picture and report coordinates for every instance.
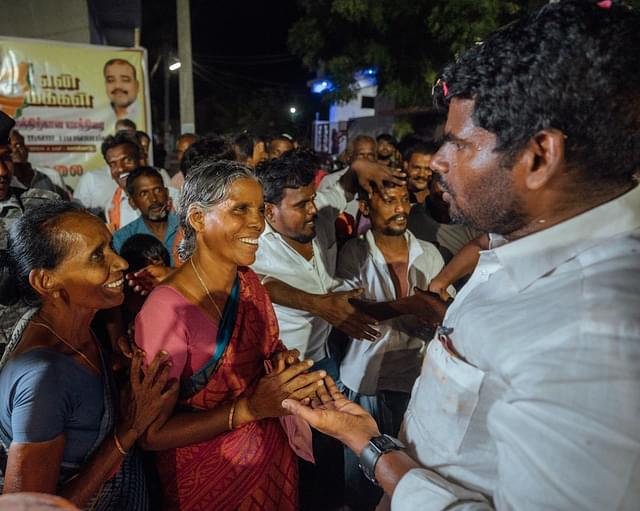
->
[413,338,485,455]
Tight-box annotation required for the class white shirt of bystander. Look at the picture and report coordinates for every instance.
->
[390,184,640,510]
[251,178,349,361]
[337,229,455,395]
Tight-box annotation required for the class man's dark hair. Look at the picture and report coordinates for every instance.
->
[267,134,294,152]
[125,166,163,197]
[255,147,317,204]
[115,118,137,132]
[233,132,255,162]
[101,131,142,160]
[135,130,150,143]
[403,141,440,162]
[103,58,137,80]
[180,135,236,176]
[376,133,397,146]
[120,233,170,273]
[0,201,84,305]
[434,0,640,185]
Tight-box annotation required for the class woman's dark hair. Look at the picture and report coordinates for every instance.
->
[254,147,318,204]
[0,201,88,306]
[119,234,170,273]
[434,0,640,184]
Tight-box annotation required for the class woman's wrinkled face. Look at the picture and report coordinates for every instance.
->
[47,213,129,309]
[198,178,265,267]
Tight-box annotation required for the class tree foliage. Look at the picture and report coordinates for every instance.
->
[288,0,601,107]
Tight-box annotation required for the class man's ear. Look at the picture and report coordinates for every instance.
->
[28,268,60,299]
[264,202,277,224]
[128,195,138,211]
[358,199,370,217]
[187,207,205,233]
[516,129,566,191]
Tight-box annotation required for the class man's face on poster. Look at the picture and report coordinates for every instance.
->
[104,61,139,111]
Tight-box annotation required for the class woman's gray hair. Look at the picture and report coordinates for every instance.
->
[177,159,258,261]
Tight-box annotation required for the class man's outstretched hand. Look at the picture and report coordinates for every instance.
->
[282,376,381,456]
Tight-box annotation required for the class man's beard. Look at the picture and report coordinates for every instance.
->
[380,214,407,236]
[146,204,168,222]
[289,224,317,244]
[436,170,528,235]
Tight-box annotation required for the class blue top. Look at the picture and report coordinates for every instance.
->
[112,212,179,266]
[0,348,103,467]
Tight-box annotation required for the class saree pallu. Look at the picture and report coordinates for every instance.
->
[156,268,298,511]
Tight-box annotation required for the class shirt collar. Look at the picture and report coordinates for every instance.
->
[491,184,640,291]
[363,229,424,267]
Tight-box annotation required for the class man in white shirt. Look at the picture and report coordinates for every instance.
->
[282,2,640,510]
[337,182,455,510]
[252,148,405,374]
[252,148,405,511]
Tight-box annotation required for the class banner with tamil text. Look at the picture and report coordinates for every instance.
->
[0,36,151,188]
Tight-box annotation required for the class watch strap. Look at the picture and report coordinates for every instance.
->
[359,434,405,486]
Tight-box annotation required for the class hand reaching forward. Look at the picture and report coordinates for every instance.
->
[126,264,173,296]
[282,377,381,456]
[314,289,380,341]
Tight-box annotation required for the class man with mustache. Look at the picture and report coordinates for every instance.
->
[104,58,140,122]
[282,1,640,510]
[112,167,179,266]
[336,182,454,510]
[405,141,481,262]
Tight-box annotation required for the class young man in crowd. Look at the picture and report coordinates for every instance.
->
[252,148,405,510]
[337,181,455,510]
[112,167,179,267]
[376,133,400,167]
[170,133,198,189]
[9,130,69,199]
[283,2,640,510]
[267,134,294,159]
[405,141,481,262]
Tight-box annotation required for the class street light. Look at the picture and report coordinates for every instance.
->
[169,60,182,72]
[289,106,297,114]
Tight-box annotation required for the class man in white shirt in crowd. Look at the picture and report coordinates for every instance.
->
[252,148,405,511]
[283,2,640,510]
[73,132,173,226]
[337,181,455,510]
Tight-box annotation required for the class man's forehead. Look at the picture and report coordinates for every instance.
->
[281,184,315,201]
[105,62,135,77]
[107,144,137,159]
[134,175,163,190]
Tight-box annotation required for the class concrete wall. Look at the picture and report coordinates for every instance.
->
[0,0,90,44]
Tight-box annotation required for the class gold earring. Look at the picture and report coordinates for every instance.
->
[53,291,60,299]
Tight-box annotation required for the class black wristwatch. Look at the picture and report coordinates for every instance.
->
[359,434,406,486]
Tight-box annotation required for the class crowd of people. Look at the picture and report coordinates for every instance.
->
[0,1,638,510]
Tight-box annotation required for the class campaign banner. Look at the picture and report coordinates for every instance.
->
[0,36,151,188]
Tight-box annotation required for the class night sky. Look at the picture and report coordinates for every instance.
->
[142,0,323,139]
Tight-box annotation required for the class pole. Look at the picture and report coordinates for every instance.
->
[176,0,195,134]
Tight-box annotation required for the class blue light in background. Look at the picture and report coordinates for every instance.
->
[311,79,335,94]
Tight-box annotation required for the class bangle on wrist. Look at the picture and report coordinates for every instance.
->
[113,432,128,456]
[228,398,237,431]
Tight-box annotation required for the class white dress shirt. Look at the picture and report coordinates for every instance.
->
[390,184,640,510]
[251,178,349,361]
[73,168,115,211]
[337,230,453,395]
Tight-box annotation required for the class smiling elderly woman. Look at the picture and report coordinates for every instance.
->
[135,160,326,511]
[0,202,174,510]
